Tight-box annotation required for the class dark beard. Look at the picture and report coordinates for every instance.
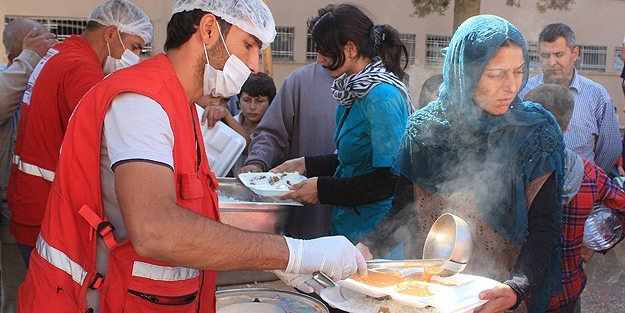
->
[197,52,207,87]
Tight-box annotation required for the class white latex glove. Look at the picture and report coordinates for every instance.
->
[272,270,326,294]
[284,235,367,281]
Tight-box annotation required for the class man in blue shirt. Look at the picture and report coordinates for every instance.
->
[519,23,621,175]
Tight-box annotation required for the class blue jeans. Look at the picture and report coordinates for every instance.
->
[15,242,34,268]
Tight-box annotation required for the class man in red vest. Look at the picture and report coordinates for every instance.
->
[16,1,366,312]
[7,0,153,266]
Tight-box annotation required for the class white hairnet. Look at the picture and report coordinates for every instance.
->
[88,0,153,44]
[172,0,276,49]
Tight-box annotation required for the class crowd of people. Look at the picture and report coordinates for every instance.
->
[0,0,624,313]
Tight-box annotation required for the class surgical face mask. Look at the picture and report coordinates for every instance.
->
[103,31,140,75]
[203,23,251,98]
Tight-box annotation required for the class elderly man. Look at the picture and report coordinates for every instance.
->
[16,0,366,312]
[0,17,55,313]
[7,0,153,266]
[518,23,621,175]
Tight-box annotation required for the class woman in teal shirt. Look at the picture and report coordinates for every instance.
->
[273,3,413,257]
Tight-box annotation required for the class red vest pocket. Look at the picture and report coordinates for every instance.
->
[179,173,205,199]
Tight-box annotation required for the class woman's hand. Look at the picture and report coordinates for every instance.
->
[474,283,517,313]
[279,177,318,204]
[270,157,306,175]
[580,245,596,263]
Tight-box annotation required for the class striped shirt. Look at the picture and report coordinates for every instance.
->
[519,70,621,174]
[549,157,625,311]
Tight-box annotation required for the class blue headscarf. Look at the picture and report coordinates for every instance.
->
[394,15,564,311]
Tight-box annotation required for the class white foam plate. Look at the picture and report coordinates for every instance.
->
[320,286,436,313]
[238,172,307,197]
[196,105,246,177]
[328,269,499,313]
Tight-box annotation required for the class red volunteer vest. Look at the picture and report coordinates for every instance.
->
[8,35,104,245]
[18,54,221,313]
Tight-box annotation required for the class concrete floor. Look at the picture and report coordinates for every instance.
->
[580,244,625,312]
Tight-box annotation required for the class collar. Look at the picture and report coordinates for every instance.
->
[568,68,582,94]
[536,68,581,94]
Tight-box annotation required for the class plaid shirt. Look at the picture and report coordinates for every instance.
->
[549,158,625,311]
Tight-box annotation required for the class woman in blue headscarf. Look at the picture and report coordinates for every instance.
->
[358,15,565,312]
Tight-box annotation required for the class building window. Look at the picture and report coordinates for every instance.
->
[306,32,316,62]
[400,33,416,65]
[576,44,606,74]
[614,47,623,75]
[425,35,450,68]
[527,41,540,72]
[271,26,294,62]
[5,15,153,57]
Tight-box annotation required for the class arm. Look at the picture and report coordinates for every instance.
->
[305,154,339,177]
[0,50,40,124]
[115,161,290,270]
[507,173,559,307]
[107,95,366,280]
[279,156,398,206]
[478,174,558,312]
[0,27,56,122]
[316,168,398,206]
[593,92,621,172]
[200,105,247,145]
[117,162,367,286]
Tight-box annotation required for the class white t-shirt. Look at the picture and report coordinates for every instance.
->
[88,92,174,312]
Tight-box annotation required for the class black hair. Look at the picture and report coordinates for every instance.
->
[239,72,277,103]
[417,74,443,109]
[539,23,576,49]
[85,20,105,32]
[163,9,231,52]
[307,3,408,78]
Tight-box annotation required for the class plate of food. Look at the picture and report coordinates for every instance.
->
[326,269,498,313]
[320,286,437,313]
[238,172,307,197]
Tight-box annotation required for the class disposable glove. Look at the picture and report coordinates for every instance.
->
[272,271,325,294]
[284,235,367,281]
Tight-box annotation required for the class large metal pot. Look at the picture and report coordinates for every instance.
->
[216,288,329,313]
[217,177,301,285]
[217,177,301,234]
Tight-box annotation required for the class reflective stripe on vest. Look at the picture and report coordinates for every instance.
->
[37,235,199,287]
[36,234,87,285]
[12,155,55,182]
[132,261,199,281]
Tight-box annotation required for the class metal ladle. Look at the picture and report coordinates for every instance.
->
[312,213,473,288]
[366,213,473,277]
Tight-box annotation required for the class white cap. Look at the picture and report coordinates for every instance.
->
[172,0,276,49]
[88,0,153,44]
